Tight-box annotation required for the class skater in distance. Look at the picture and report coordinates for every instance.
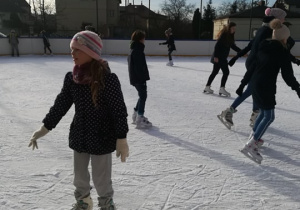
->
[28,30,129,210]
[203,22,241,97]
[240,19,300,164]
[159,28,176,66]
[40,30,53,56]
[128,30,152,129]
[8,29,19,57]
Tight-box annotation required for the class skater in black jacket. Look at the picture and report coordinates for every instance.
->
[159,28,176,66]
[218,8,297,128]
[240,19,300,164]
[41,30,53,55]
[128,30,152,129]
[28,30,129,209]
[203,22,241,96]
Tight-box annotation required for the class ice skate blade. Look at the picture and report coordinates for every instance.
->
[240,148,262,164]
[135,124,152,129]
[219,93,231,97]
[135,126,152,129]
[203,90,214,94]
[217,114,232,130]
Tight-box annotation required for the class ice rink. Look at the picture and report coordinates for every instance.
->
[1,55,300,210]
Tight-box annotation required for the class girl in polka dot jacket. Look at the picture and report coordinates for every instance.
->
[28,31,129,210]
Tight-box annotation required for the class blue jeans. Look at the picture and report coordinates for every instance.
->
[231,84,258,111]
[134,83,147,116]
[253,109,275,140]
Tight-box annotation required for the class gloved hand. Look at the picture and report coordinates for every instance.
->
[236,84,245,96]
[28,125,49,150]
[116,138,129,162]
[228,56,238,67]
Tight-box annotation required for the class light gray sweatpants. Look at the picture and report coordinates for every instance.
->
[73,151,114,200]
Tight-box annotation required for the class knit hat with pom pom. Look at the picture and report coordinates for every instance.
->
[70,31,103,61]
[265,8,287,22]
[165,28,172,35]
[270,19,290,41]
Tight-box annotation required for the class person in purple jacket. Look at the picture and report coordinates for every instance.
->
[28,30,129,210]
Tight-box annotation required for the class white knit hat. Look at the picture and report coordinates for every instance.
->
[70,31,103,61]
[265,8,287,22]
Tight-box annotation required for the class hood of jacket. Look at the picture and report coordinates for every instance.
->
[258,39,286,55]
[130,41,145,51]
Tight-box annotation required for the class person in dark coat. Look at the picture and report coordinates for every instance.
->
[203,22,241,96]
[219,8,292,127]
[159,28,176,66]
[128,30,152,129]
[8,29,19,57]
[240,19,300,164]
[41,30,53,55]
[28,31,128,209]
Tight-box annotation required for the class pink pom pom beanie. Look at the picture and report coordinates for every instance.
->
[70,31,103,61]
[265,8,287,21]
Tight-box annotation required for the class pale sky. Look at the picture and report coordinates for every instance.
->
[121,0,277,12]
[27,0,277,13]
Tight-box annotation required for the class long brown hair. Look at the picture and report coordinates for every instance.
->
[131,30,146,42]
[90,59,110,106]
[217,22,237,46]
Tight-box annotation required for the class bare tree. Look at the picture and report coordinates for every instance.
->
[217,0,252,17]
[31,0,55,32]
[160,0,195,23]
[159,0,196,38]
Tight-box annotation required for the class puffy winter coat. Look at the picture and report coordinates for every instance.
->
[128,41,150,85]
[161,34,176,51]
[251,40,300,109]
[240,25,273,86]
[211,32,241,65]
[8,32,19,44]
[42,33,50,47]
[42,72,129,155]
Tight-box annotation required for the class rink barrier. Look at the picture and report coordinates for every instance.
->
[0,38,300,57]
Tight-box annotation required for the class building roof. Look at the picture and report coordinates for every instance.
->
[284,0,300,7]
[216,5,268,20]
[217,4,300,20]
[120,4,167,19]
[0,0,30,13]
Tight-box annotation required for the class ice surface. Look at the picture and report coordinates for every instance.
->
[1,55,300,210]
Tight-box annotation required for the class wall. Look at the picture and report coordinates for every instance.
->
[0,37,300,57]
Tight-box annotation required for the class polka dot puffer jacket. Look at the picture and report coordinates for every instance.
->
[43,72,128,155]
